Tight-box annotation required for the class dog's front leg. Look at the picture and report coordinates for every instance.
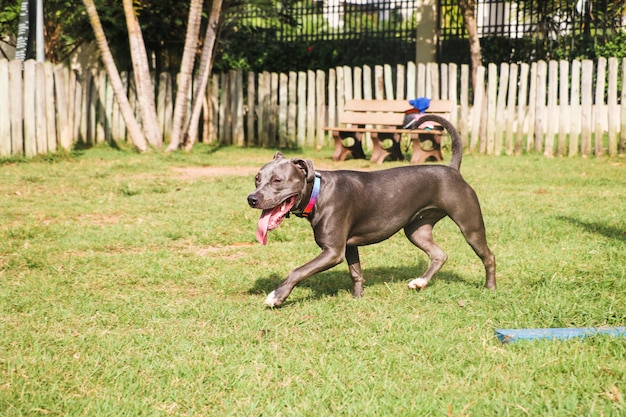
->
[265,247,345,307]
[345,245,364,298]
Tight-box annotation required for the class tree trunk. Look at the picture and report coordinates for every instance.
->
[459,0,482,90]
[81,0,148,152]
[122,0,162,148]
[183,0,224,151]
[167,0,204,152]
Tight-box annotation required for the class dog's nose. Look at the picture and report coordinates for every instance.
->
[247,194,259,208]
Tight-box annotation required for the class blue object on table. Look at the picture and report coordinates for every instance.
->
[495,327,626,344]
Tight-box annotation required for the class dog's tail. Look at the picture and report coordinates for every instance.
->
[405,114,463,171]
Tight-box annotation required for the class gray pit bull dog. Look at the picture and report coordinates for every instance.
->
[247,115,496,307]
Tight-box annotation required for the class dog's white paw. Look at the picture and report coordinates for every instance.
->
[408,277,428,290]
[264,291,279,307]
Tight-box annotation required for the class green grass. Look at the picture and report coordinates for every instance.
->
[1,144,625,416]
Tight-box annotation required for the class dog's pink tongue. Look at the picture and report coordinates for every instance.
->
[255,197,296,245]
[256,210,272,245]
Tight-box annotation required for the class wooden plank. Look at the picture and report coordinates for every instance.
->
[505,63,518,156]
[534,60,547,153]
[76,71,90,144]
[353,66,362,100]
[88,69,99,144]
[257,71,269,146]
[570,60,581,156]
[219,72,228,144]
[44,62,57,152]
[384,64,394,100]
[622,58,626,155]
[233,69,244,146]
[496,327,626,344]
[246,71,256,146]
[374,65,384,100]
[545,60,558,157]
[361,65,373,149]
[54,66,71,150]
[209,74,219,144]
[296,71,306,147]
[485,63,497,154]
[325,126,445,135]
[343,65,353,101]
[416,62,426,98]
[344,99,412,112]
[23,60,38,157]
[362,65,373,100]
[9,60,24,156]
[67,68,78,143]
[526,62,537,152]
[156,72,169,139]
[494,62,508,156]
[580,60,593,156]
[316,69,326,149]
[459,64,469,144]
[326,69,336,141]
[278,72,288,147]
[104,69,114,143]
[594,57,606,156]
[35,62,48,154]
[396,63,405,100]
[406,61,416,99]
[339,111,404,126]
[607,57,618,156]
[469,65,485,153]
[343,99,451,114]
[268,72,278,146]
[515,63,529,155]
[558,60,570,156]
[0,59,10,157]
[95,68,106,143]
[288,71,297,146]
[428,62,439,99]
[440,63,448,100]
[447,63,457,127]
[306,70,315,146]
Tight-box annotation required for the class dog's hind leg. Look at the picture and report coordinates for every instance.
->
[404,215,448,290]
[346,245,365,298]
[446,203,496,290]
[455,222,497,290]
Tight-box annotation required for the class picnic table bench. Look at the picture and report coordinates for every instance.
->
[324,99,453,164]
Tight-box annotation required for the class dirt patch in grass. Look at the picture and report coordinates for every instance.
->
[172,166,259,179]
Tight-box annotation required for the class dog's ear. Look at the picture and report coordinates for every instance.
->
[292,158,316,182]
[273,151,285,161]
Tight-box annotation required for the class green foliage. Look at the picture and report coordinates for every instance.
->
[215,27,415,73]
[594,31,626,59]
[0,146,625,415]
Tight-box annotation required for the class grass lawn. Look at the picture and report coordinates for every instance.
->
[1,144,625,416]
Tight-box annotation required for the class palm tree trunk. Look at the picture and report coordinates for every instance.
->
[122,0,162,148]
[167,0,204,152]
[81,0,148,152]
[459,0,482,90]
[183,0,224,151]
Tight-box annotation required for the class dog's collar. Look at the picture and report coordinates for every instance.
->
[294,172,321,218]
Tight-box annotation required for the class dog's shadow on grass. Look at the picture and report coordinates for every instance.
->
[557,216,626,242]
[248,263,470,303]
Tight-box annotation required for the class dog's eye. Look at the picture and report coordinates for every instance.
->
[272,176,282,184]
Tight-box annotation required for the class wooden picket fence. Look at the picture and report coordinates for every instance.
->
[1,57,625,158]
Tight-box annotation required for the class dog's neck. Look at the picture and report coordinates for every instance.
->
[292,172,321,218]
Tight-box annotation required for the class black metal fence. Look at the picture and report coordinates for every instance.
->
[217,0,626,72]
[439,0,626,64]
[231,0,418,42]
